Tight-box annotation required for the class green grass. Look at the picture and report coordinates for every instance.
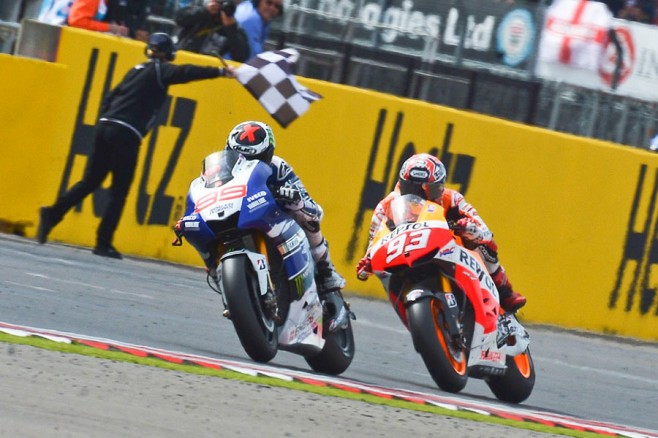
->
[0,331,602,437]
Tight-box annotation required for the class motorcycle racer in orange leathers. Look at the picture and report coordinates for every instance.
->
[357,153,526,313]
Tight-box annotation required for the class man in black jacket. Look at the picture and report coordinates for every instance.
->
[175,0,250,62]
[37,33,236,259]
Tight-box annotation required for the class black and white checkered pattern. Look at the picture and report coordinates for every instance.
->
[236,49,322,128]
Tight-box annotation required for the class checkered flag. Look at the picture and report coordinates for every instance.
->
[235,49,322,128]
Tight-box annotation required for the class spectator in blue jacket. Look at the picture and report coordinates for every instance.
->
[234,0,283,59]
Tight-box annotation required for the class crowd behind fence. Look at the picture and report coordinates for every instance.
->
[2,0,657,150]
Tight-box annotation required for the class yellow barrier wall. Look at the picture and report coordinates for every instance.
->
[1,27,657,341]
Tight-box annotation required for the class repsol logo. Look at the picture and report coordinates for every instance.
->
[391,221,430,235]
[459,249,495,291]
[346,109,475,262]
[378,221,431,245]
[609,165,658,316]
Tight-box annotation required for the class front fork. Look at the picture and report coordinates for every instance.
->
[212,234,279,322]
[401,274,468,351]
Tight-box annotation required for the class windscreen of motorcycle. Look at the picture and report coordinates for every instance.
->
[390,194,426,226]
[201,150,245,188]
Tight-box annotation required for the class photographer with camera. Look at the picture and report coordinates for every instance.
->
[175,0,250,62]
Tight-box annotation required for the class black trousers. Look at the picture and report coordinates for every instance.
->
[51,121,141,247]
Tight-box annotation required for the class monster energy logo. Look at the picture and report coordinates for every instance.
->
[291,266,313,299]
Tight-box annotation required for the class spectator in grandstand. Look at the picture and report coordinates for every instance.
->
[617,0,656,23]
[175,0,250,61]
[67,0,150,42]
[596,0,626,15]
[234,0,283,59]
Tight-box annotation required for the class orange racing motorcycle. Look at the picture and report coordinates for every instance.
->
[365,194,535,403]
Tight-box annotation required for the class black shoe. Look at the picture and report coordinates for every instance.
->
[93,245,123,259]
[37,207,56,244]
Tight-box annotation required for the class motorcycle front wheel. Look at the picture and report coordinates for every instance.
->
[222,255,278,363]
[305,318,355,375]
[407,297,468,393]
[485,348,535,403]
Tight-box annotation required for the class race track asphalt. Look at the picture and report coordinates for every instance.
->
[0,343,564,438]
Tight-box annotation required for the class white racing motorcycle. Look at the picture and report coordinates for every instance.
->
[173,150,355,375]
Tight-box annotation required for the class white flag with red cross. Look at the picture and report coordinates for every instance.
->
[539,0,613,70]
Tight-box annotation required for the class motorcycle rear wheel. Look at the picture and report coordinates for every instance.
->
[485,348,535,403]
[222,256,278,363]
[305,319,355,375]
[408,297,468,393]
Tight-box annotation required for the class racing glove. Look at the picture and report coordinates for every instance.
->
[172,218,184,246]
[356,256,372,281]
[275,185,302,203]
[455,217,484,243]
[174,218,183,235]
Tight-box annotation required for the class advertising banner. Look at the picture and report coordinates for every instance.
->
[536,0,658,100]
[280,0,541,70]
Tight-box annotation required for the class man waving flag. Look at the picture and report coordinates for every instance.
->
[235,49,322,128]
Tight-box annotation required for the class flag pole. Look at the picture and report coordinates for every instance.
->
[217,54,229,69]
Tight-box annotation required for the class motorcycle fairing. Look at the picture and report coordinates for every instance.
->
[183,153,314,298]
[234,159,315,296]
[278,287,324,353]
[371,217,499,336]
[267,221,314,285]
[369,220,453,268]
[468,322,506,369]
[439,241,499,335]
[497,313,531,357]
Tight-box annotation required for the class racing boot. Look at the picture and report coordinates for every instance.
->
[491,266,526,313]
[311,239,354,332]
[315,260,352,332]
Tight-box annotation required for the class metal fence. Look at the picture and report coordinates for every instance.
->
[5,0,657,149]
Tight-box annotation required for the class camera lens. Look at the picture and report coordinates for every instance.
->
[221,0,236,17]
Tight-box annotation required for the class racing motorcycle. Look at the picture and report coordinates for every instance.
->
[365,194,535,403]
[173,150,354,375]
